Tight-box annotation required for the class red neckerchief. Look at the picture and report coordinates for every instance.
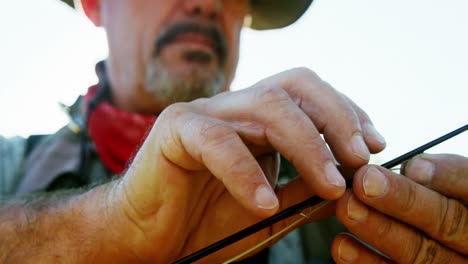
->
[84,85,157,174]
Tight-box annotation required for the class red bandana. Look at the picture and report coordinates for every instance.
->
[84,85,157,174]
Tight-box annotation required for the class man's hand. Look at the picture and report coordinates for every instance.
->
[104,68,386,263]
[0,68,385,263]
[332,154,468,263]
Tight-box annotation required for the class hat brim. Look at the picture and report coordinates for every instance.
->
[60,0,313,30]
[249,0,313,30]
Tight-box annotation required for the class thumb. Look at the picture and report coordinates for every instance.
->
[402,153,468,201]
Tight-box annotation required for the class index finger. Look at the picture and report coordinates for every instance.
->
[198,85,346,200]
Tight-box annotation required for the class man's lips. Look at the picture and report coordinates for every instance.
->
[154,22,227,65]
[172,33,217,54]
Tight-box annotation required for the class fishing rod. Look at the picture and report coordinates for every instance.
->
[174,123,468,264]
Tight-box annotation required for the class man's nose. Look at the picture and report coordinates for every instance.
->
[183,0,222,20]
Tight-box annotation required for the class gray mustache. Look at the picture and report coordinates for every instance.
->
[154,22,227,65]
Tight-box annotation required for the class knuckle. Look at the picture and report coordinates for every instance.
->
[225,148,254,174]
[222,153,259,187]
[199,120,235,147]
[400,180,418,213]
[256,85,290,105]
[277,106,306,130]
[288,137,327,165]
[290,67,318,79]
[197,121,241,171]
[158,104,193,154]
[375,217,394,238]
[437,198,466,244]
[412,236,440,264]
[319,79,335,91]
[160,102,191,120]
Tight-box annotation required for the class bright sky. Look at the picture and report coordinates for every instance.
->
[1,0,467,163]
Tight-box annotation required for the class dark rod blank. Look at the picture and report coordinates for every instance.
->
[173,123,467,264]
[381,124,467,169]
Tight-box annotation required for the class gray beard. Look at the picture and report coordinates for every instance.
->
[144,58,225,104]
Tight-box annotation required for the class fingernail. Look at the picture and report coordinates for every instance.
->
[255,185,278,209]
[406,157,434,185]
[351,133,370,161]
[347,195,368,221]
[325,162,346,187]
[338,237,359,262]
[363,167,388,197]
[366,124,386,146]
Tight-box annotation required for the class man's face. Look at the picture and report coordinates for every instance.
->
[99,0,249,114]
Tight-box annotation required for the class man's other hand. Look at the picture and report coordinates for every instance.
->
[332,154,468,263]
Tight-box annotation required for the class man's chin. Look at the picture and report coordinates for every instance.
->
[145,59,225,103]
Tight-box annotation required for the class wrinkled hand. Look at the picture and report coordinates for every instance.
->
[333,154,468,263]
[102,68,385,263]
